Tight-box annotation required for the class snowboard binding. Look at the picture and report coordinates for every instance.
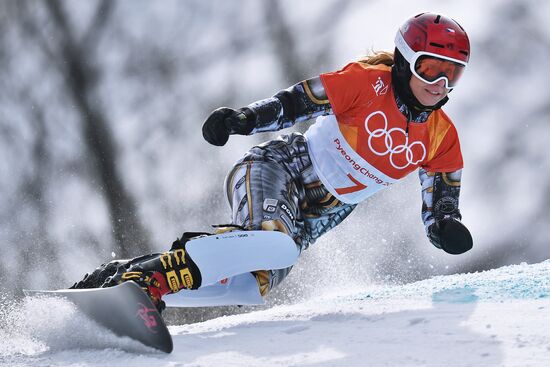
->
[71,232,206,312]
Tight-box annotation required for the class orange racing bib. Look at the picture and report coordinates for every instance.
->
[304,62,463,204]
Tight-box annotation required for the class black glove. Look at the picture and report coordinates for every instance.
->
[202,107,255,146]
[428,217,473,255]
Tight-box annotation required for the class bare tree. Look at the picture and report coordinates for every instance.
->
[13,0,152,258]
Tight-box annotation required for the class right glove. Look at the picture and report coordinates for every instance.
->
[428,217,473,255]
[202,107,255,146]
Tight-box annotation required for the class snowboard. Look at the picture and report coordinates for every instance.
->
[24,282,173,353]
[21,230,299,353]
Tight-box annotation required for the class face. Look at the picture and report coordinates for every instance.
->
[409,75,450,107]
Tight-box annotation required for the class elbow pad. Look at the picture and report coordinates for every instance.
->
[274,89,304,123]
[273,78,331,124]
[240,78,331,135]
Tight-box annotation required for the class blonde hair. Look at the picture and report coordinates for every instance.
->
[357,50,394,66]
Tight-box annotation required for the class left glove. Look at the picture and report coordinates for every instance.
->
[428,217,473,255]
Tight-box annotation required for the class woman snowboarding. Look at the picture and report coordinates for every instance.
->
[73,12,473,311]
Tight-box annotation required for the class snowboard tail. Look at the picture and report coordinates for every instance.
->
[24,282,173,353]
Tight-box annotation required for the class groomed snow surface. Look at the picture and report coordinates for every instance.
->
[2,260,550,367]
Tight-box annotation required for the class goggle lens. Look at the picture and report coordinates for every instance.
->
[414,55,466,88]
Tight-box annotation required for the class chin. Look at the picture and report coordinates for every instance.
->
[419,96,444,107]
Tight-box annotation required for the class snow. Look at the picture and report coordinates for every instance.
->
[2,261,550,366]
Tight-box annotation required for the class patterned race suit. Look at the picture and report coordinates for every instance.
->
[224,63,464,294]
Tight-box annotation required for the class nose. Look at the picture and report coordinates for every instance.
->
[435,79,446,88]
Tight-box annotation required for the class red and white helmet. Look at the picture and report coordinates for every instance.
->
[395,13,470,88]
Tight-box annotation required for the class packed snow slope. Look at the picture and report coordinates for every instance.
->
[2,260,550,367]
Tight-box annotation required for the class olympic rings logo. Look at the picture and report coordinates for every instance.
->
[365,111,426,170]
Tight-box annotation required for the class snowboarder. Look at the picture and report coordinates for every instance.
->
[72,12,473,312]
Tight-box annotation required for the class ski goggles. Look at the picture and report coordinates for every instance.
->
[411,53,466,88]
[395,31,467,89]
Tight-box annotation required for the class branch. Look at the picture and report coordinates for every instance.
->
[13,1,62,72]
[44,0,74,45]
[81,0,115,49]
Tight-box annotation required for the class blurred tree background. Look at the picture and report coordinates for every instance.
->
[0,0,549,323]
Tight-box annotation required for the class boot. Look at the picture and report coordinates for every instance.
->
[71,233,205,312]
